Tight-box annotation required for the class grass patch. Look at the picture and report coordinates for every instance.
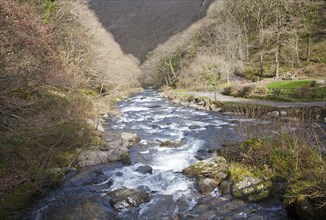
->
[266,80,314,89]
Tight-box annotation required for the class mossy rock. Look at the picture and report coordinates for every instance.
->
[231,176,271,202]
[229,163,271,202]
[182,156,229,184]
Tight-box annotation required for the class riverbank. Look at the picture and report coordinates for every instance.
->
[161,87,326,122]
[161,88,326,219]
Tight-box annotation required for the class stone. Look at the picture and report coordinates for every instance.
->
[211,106,223,112]
[280,111,287,117]
[159,140,181,148]
[150,124,161,129]
[172,99,180,105]
[195,149,211,161]
[198,101,205,105]
[189,125,200,130]
[57,197,118,219]
[182,156,229,185]
[198,178,217,194]
[121,132,141,147]
[78,150,110,167]
[135,165,153,174]
[189,103,199,109]
[119,152,131,165]
[107,145,129,163]
[148,105,161,108]
[266,111,280,118]
[231,176,271,202]
[219,180,231,195]
[108,189,150,210]
[87,118,105,132]
[78,141,130,167]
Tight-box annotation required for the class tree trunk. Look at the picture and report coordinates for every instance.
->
[275,31,280,79]
[295,30,300,65]
[244,23,250,62]
[259,28,265,75]
[306,33,312,62]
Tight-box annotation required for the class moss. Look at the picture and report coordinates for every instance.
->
[241,138,263,152]
[79,88,98,97]
[229,163,254,182]
[248,189,270,202]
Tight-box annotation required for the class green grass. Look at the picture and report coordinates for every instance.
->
[266,80,313,89]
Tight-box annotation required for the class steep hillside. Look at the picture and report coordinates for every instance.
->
[0,0,141,218]
[89,0,212,61]
[142,0,326,89]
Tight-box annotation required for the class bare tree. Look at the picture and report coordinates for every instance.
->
[248,0,275,75]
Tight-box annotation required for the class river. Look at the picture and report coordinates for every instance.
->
[27,89,287,219]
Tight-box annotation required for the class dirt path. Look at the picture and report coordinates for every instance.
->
[184,91,326,107]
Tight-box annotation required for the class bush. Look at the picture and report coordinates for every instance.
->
[239,85,257,98]
[240,135,325,210]
[298,86,311,98]
[223,85,239,96]
[255,86,269,95]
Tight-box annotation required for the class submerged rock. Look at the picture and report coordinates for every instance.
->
[108,189,150,210]
[231,176,271,202]
[189,125,200,130]
[159,140,181,148]
[182,156,229,185]
[148,105,161,108]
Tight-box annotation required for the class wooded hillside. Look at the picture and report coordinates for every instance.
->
[0,0,140,218]
[142,0,326,89]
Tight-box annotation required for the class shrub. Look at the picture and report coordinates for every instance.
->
[240,134,325,210]
[298,86,311,98]
[223,85,239,96]
[255,86,269,95]
[239,85,257,98]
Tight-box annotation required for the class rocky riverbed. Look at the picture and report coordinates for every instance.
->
[26,89,288,219]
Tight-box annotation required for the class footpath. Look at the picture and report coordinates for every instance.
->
[184,91,326,108]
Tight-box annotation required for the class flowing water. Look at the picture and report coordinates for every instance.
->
[27,89,287,220]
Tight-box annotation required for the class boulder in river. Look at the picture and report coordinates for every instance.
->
[135,165,153,174]
[121,132,141,147]
[198,178,218,194]
[182,156,229,185]
[231,176,271,202]
[108,189,150,210]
